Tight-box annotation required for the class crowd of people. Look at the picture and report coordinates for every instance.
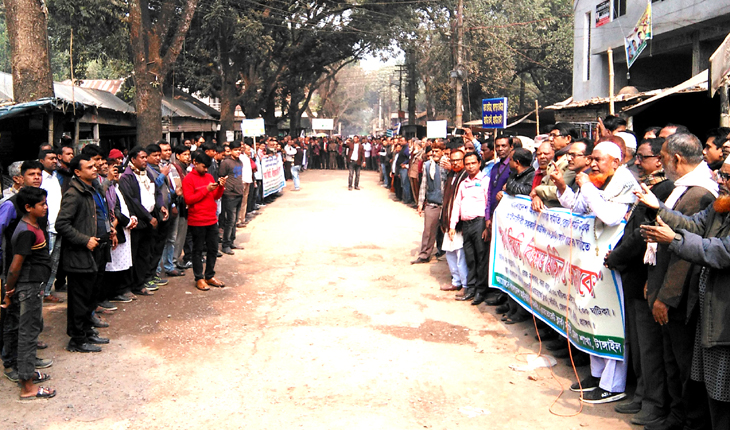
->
[383,119,730,429]
[0,135,291,400]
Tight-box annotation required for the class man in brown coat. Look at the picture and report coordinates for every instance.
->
[346,137,366,190]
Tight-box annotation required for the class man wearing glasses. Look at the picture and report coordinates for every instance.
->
[530,123,578,212]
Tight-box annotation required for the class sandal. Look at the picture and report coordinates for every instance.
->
[19,386,56,400]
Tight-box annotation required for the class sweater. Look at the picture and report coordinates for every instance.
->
[183,170,225,227]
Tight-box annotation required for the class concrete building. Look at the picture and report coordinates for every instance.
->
[573,0,730,102]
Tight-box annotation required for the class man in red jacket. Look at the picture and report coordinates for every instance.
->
[182,153,227,291]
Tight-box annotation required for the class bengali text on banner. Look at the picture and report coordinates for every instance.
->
[262,155,285,198]
[489,195,626,360]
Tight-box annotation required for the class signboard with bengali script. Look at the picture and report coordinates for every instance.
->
[490,195,626,360]
[241,118,266,137]
[595,0,610,27]
[262,154,285,197]
[482,98,508,129]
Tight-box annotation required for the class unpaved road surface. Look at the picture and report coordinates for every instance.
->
[1,170,636,430]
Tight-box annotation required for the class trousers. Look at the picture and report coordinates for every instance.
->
[221,194,243,249]
[2,282,42,380]
[418,204,441,260]
[445,249,468,287]
[67,243,107,344]
[189,223,219,281]
[461,217,489,294]
[348,161,361,188]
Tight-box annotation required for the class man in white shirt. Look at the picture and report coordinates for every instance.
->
[39,149,65,303]
[363,139,372,171]
[346,137,365,190]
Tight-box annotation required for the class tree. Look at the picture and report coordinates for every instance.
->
[2,0,53,102]
[129,0,199,145]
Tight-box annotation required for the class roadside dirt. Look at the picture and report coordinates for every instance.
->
[1,170,637,430]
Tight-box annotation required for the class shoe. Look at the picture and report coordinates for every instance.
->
[440,284,460,291]
[153,275,168,286]
[354,186,360,190]
[206,277,225,288]
[505,314,529,324]
[196,279,210,291]
[177,260,193,270]
[348,186,353,190]
[4,368,51,383]
[217,251,223,257]
[236,222,247,228]
[230,244,242,249]
[133,288,154,296]
[471,293,486,306]
[434,250,446,258]
[254,204,262,210]
[87,335,110,345]
[66,341,101,353]
[35,357,53,369]
[410,257,429,264]
[495,303,510,314]
[546,340,567,351]
[166,269,185,277]
[485,293,507,306]
[91,314,109,328]
[144,281,159,291]
[98,300,118,311]
[222,247,234,255]
[632,411,667,427]
[581,388,626,404]
[456,288,475,301]
[535,328,558,341]
[36,340,48,350]
[570,375,600,392]
[614,400,642,414]
[43,294,64,304]
[109,294,132,303]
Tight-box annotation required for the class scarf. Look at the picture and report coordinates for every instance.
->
[440,169,468,233]
[644,162,718,264]
[639,168,667,187]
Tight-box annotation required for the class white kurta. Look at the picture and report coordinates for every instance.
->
[106,187,133,272]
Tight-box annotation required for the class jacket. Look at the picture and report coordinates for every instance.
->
[647,186,715,322]
[504,166,535,196]
[533,154,575,207]
[345,141,366,164]
[55,177,110,273]
[119,166,162,229]
[183,169,225,227]
[605,179,674,300]
[660,202,730,347]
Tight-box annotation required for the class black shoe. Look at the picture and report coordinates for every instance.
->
[485,293,507,306]
[630,410,666,426]
[67,341,102,353]
[91,314,109,328]
[456,288,475,301]
[570,375,600,392]
[614,400,642,414]
[471,293,486,306]
[348,186,353,190]
[505,314,529,324]
[98,300,118,310]
[434,250,446,258]
[354,186,360,190]
[410,257,429,264]
[569,352,590,367]
[87,335,110,344]
[581,388,626,404]
[552,347,570,358]
[495,303,510,314]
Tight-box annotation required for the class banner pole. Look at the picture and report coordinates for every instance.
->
[535,99,540,136]
[608,48,615,115]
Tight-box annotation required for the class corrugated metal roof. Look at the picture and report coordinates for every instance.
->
[0,98,85,120]
[72,79,125,95]
[623,70,708,116]
[162,90,219,121]
[0,72,134,114]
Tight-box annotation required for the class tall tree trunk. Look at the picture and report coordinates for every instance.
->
[217,31,236,142]
[129,0,199,146]
[4,0,53,102]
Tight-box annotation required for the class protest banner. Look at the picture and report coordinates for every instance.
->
[241,118,266,137]
[482,98,508,129]
[427,120,447,139]
[489,195,626,360]
[624,1,652,68]
[262,155,285,197]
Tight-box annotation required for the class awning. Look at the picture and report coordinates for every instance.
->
[0,98,85,121]
[623,70,708,116]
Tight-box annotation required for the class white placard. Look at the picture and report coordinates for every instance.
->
[427,120,447,139]
[241,118,265,137]
[312,118,334,130]
[225,130,235,142]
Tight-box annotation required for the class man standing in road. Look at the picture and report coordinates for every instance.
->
[347,137,366,190]
[413,142,446,264]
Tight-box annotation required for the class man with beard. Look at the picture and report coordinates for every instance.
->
[531,124,577,211]
[637,133,716,430]
[449,152,490,306]
[604,137,675,425]
[554,141,641,404]
[441,148,469,294]
[637,156,730,430]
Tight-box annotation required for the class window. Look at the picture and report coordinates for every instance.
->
[584,12,592,81]
[613,0,626,18]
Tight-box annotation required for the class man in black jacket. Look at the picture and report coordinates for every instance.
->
[56,154,114,352]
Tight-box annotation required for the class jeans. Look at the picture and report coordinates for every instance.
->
[2,282,43,379]
[173,216,188,265]
[399,168,412,203]
[382,163,389,187]
[348,160,361,188]
[158,215,179,274]
[221,194,243,249]
[291,165,301,190]
[44,232,62,296]
[189,223,219,281]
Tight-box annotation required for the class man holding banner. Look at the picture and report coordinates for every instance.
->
[552,141,640,403]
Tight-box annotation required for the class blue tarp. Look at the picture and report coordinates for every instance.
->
[0,98,85,121]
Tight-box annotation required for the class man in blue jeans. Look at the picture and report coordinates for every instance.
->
[219,141,244,254]
[290,142,303,191]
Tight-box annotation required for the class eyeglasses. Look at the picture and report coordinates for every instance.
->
[548,133,563,139]
[718,171,730,181]
[566,153,585,159]
[636,154,659,162]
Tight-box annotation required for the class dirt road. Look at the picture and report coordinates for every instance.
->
[1,170,636,429]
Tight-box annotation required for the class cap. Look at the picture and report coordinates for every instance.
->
[593,142,622,160]
[615,132,637,151]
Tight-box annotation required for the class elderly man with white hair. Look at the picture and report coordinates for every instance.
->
[550,140,641,404]
[2,161,24,200]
